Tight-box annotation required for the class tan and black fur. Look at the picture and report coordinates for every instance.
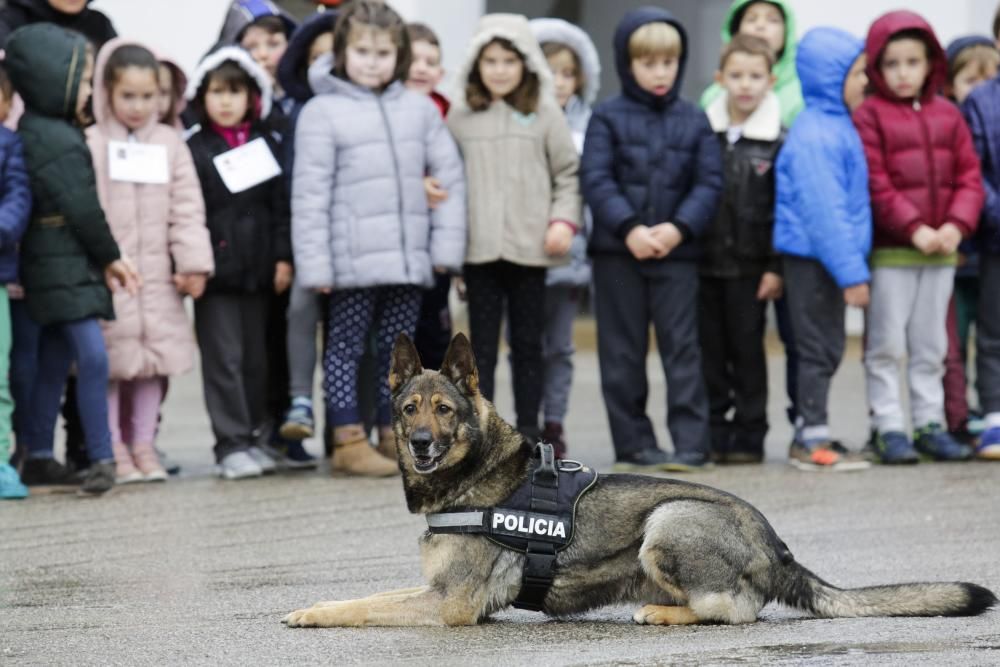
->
[282,334,998,628]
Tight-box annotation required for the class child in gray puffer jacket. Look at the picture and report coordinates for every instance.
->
[529,18,600,456]
[292,1,466,477]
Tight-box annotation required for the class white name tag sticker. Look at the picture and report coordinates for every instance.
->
[212,137,282,194]
[108,140,169,184]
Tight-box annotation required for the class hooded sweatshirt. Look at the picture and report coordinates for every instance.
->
[291,52,466,289]
[185,47,290,294]
[217,0,297,47]
[530,17,600,287]
[0,0,116,48]
[447,14,581,268]
[853,11,983,266]
[86,38,214,381]
[700,0,803,127]
[580,6,722,263]
[5,23,122,326]
[773,27,871,289]
[962,59,1000,256]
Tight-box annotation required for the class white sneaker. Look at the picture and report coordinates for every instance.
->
[247,446,277,474]
[218,451,263,480]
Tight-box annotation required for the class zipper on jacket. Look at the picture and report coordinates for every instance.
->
[913,99,938,230]
[375,95,409,277]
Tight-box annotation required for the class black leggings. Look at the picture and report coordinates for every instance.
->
[464,261,545,432]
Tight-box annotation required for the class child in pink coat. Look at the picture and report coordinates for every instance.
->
[86,39,214,483]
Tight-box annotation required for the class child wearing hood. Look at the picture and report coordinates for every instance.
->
[185,47,292,480]
[5,24,140,495]
[85,40,214,484]
[773,27,873,471]
[529,17,600,456]
[447,13,581,445]
[292,1,466,477]
[854,11,984,464]
[270,8,337,468]
[581,7,721,472]
[962,28,1000,461]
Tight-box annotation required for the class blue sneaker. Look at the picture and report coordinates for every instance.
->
[975,426,1000,461]
[0,463,28,499]
[263,438,318,471]
[279,397,314,441]
[914,423,973,461]
[874,431,920,464]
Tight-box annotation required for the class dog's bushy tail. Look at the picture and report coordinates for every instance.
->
[775,561,997,618]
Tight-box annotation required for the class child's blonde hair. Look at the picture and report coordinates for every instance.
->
[950,43,1000,83]
[628,22,682,61]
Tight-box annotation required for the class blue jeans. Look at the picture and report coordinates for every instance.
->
[10,300,40,459]
[26,318,113,462]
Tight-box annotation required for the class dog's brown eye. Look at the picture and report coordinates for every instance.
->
[403,404,417,415]
[436,404,451,415]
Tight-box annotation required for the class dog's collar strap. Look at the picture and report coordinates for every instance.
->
[424,442,599,613]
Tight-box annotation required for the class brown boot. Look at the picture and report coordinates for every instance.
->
[376,426,397,460]
[331,424,399,477]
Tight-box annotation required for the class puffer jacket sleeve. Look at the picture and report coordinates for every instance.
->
[784,118,870,288]
[167,139,214,275]
[269,135,292,264]
[545,108,581,226]
[0,133,32,249]
[291,98,336,288]
[671,110,723,239]
[944,110,984,237]
[853,102,923,245]
[963,92,1000,239]
[37,141,120,267]
[424,104,466,273]
[581,107,638,237]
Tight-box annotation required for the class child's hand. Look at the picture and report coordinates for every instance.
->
[433,266,448,275]
[843,283,870,308]
[174,273,208,300]
[424,177,448,209]
[911,225,941,255]
[274,261,293,295]
[648,222,683,254]
[453,276,467,302]
[105,258,141,296]
[314,287,333,295]
[756,272,783,301]
[544,222,574,257]
[625,225,668,260]
[6,283,24,300]
[937,223,963,255]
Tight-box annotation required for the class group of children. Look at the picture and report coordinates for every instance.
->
[2,0,1000,500]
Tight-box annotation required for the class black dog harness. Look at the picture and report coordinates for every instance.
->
[424,443,599,611]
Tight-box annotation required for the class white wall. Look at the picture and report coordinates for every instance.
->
[794,0,996,43]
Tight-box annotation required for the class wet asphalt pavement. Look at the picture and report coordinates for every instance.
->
[2,345,999,666]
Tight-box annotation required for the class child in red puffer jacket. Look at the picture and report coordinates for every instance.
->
[853,10,984,464]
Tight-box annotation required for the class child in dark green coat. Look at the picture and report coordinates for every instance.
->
[5,23,139,496]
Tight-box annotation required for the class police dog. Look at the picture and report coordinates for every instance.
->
[282,334,997,628]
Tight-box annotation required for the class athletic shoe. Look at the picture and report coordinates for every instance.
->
[262,438,318,470]
[613,448,712,472]
[20,458,79,486]
[914,423,974,461]
[873,431,920,465]
[0,463,28,499]
[79,461,116,496]
[789,441,871,471]
[218,451,263,480]
[279,397,314,441]
[247,446,277,474]
[157,447,182,476]
[975,426,1000,460]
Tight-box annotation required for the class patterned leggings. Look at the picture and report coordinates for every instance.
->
[324,285,422,427]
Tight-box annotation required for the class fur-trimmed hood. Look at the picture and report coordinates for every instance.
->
[529,17,601,106]
[185,45,273,121]
[705,90,781,141]
[452,13,553,109]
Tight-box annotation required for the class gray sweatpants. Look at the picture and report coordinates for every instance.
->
[541,285,580,424]
[286,278,322,399]
[866,265,954,433]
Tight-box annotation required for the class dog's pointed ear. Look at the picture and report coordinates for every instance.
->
[440,333,479,396]
[389,334,423,395]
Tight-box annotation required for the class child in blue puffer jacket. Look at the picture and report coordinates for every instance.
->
[773,27,872,472]
[0,64,31,500]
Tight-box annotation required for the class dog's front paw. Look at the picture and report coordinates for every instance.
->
[283,601,364,627]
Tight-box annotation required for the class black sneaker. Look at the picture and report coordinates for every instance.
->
[613,448,712,472]
[262,438,318,471]
[79,461,115,496]
[20,458,79,486]
[156,447,182,476]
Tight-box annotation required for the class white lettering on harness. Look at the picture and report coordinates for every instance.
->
[492,511,567,539]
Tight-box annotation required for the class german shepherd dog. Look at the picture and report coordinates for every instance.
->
[283,334,997,628]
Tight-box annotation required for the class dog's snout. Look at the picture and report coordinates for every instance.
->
[409,429,434,452]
